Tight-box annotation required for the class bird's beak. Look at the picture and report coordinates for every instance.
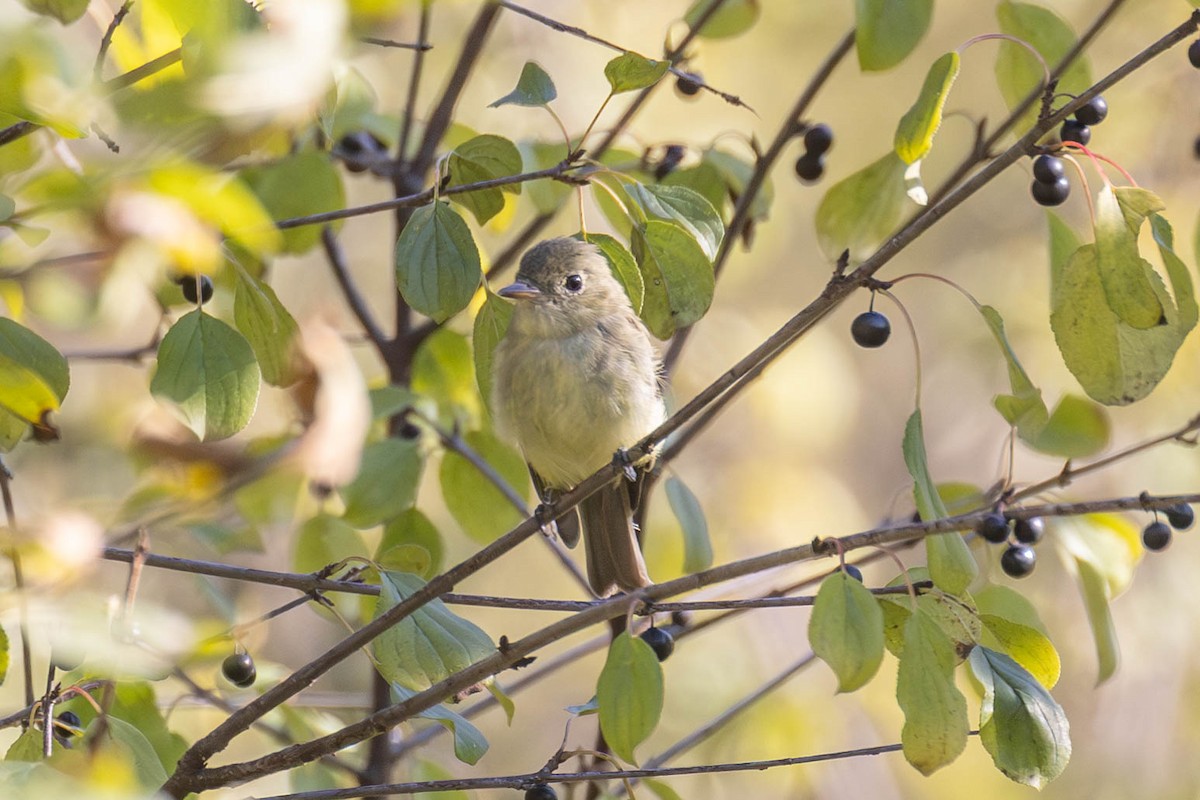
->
[498,280,541,300]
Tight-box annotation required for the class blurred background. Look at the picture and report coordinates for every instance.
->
[1,0,1200,798]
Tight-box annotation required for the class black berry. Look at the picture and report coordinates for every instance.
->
[1073,96,1107,126]
[976,513,1010,544]
[794,153,825,183]
[179,274,214,305]
[1001,544,1036,578]
[640,626,675,662]
[1194,135,1200,160]
[55,710,82,735]
[1032,155,1065,183]
[398,421,422,440]
[1031,177,1070,207]
[653,144,686,181]
[1060,119,1091,146]
[525,784,558,800]
[1013,516,1044,545]
[1142,520,1172,552]
[803,123,834,156]
[675,72,702,98]
[1165,503,1194,531]
[842,563,864,582]
[1189,39,1200,69]
[222,652,257,688]
[850,311,890,348]
[338,131,386,173]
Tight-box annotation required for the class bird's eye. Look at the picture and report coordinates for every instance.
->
[564,274,583,292]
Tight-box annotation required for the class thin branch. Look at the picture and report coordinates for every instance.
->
[396,0,433,162]
[94,2,133,81]
[320,226,388,351]
[248,734,949,799]
[0,458,34,707]
[100,47,182,94]
[360,37,432,51]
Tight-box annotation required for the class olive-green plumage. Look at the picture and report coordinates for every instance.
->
[491,238,664,596]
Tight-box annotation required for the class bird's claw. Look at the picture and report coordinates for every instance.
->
[613,448,639,482]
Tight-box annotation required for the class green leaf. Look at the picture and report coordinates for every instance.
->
[489,61,557,108]
[413,328,482,428]
[102,683,189,775]
[341,438,423,528]
[5,723,43,761]
[1093,186,1165,329]
[96,717,170,789]
[485,679,516,725]
[1050,210,1195,405]
[995,1,1091,132]
[18,0,89,24]
[627,183,724,261]
[377,509,444,579]
[150,310,260,441]
[232,268,304,387]
[0,354,60,429]
[0,318,69,443]
[808,572,885,692]
[372,570,496,691]
[974,584,1047,633]
[700,148,774,221]
[855,0,933,71]
[903,410,978,595]
[683,0,760,39]
[894,52,960,165]
[815,152,909,261]
[473,289,513,414]
[580,232,644,314]
[896,609,969,775]
[439,429,528,543]
[880,584,981,662]
[447,134,523,225]
[1029,394,1110,458]
[521,141,572,214]
[604,52,670,94]
[597,632,664,765]
[969,647,1071,788]
[0,624,7,685]
[395,202,482,323]
[631,220,716,339]
[391,683,490,765]
[240,152,345,254]
[643,777,686,800]
[0,194,14,221]
[981,304,1047,440]
[294,513,369,573]
[665,476,712,573]
[979,614,1060,689]
[1074,556,1121,684]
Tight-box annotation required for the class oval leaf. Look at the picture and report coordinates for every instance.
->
[808,571,885,692]
[395,201,482,323]
[896,609,969,775]
[815,152,908,261]
[377,509,444,579]
[894,52,960,165]
[439,429,528,543]
[969,647,1071,788]
[855,0,933,71]
[240,152,345,254]
[995,1,1091,131]
[489,61,557,108]
[580,232,644,314]
[473,288,513,414]
[631,220,715,339]
[979,614,1061,689]
[604,52,670,94]
[372,570,496,691]
[341,438,423,528]
[448,134,523,225]
[232,268,304,387]
[628,183,724,262]
[597,632,664,765]
[665,475,712,573]
[150,310,260,441]
[1093,186,1165,330]
[683,0,760,39]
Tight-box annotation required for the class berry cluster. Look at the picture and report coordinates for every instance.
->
[1060,95,1107,147]
[1141,502,1194,552]
[975,512,1044,579]
[795,123,833,183]
[1030,154,1069,207]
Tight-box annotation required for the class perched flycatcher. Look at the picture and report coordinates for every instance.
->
[491,237,665,596]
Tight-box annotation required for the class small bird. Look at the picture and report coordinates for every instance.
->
[491,237,665,596]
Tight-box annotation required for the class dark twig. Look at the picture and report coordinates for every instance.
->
[94,2,134,81]
[396,0,433,162]
[320,226,389,351]
[360,37,432,51]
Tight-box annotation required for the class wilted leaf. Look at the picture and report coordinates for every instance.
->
[894,52,960,164]
[979,614,1060,689]
[391,683,490,765]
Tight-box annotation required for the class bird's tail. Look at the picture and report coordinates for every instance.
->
[580,481,651,596]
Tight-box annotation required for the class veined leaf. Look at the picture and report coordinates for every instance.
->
[627,183,724,261]
[473,288,513,414]
[979,614,1060,689]
[232,268,304,387]
[1093,186,1164,330]
[894,52,960,164]
[395,201,482,323]
[580,232,644,314]
[896,609,969,775]
[970,647,1071,788]
[995,1,1091,132]
[604,52,670,94]
[815,152,908,261]
[448,134,523,225]
[391,683,490,765]
[150,310,260,441]
[631,220,715,339]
